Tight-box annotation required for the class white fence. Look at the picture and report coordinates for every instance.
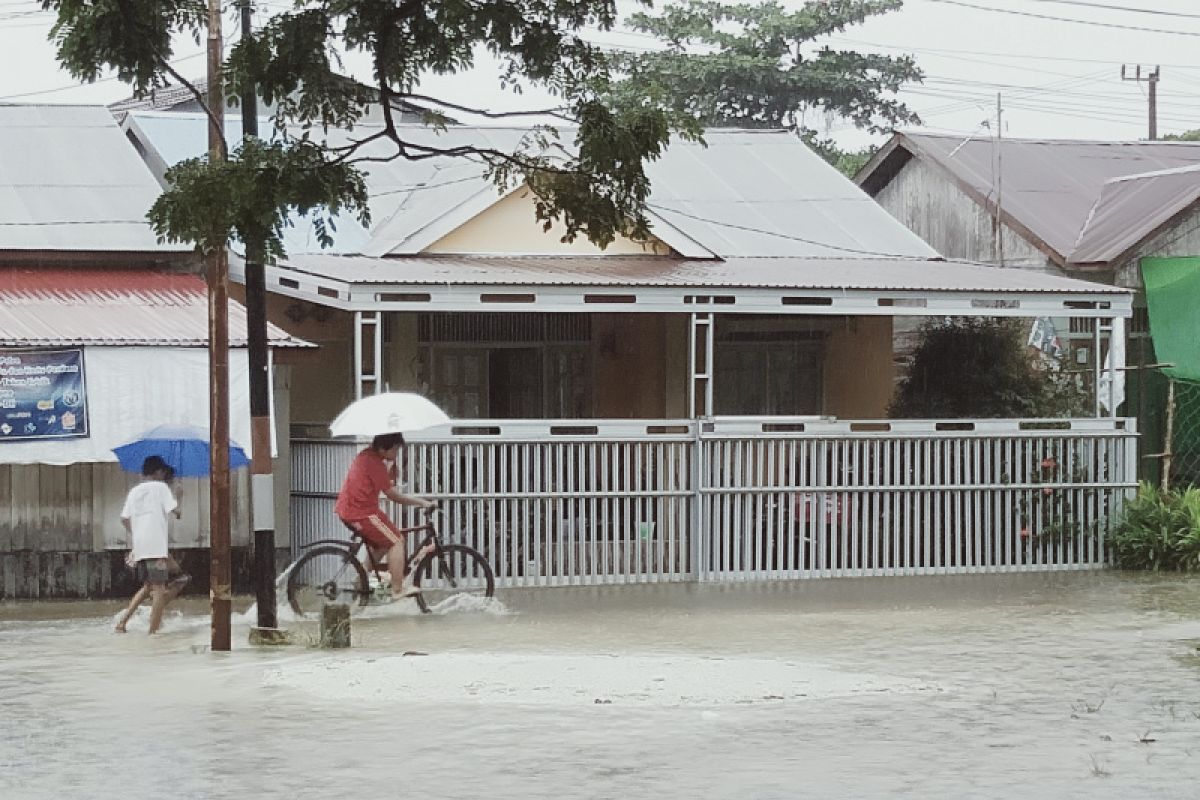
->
[291,417,1139,586]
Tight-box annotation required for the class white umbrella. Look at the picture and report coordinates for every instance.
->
[329,392,452,437]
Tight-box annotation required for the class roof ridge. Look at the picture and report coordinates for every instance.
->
[901,129,1200,147]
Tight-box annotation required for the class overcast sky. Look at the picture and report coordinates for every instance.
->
[4,0,1200,150]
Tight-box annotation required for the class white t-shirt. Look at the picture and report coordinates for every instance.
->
[121,480,178,562]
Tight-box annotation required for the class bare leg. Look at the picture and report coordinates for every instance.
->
[387,542,408,599]
[163,572,190,604]
[146,583,168,634]
[115,584,149,632]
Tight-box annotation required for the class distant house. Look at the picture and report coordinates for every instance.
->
[857,133,1200,474]
[857,132,1200,285]
[109,77,440,125]
[0,105,307,599]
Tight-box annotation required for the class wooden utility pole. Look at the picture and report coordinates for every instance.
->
[1122,65,1161,140]
[994,92,1005,268]
[240,0,280,634]
[207,0,232,652]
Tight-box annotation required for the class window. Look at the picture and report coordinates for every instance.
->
[714,321,824,415]
[420,314,592,418]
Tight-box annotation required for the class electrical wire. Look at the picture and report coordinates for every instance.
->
[645,202,939,261]
[923,0,1200,37]
[1024,0,1200,19]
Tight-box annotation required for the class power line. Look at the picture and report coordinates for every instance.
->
[923,0,1200,36]
[1025,0,1200,19]
[830,35,1200,71]
[0,51,206,102]
[645,202,937,260]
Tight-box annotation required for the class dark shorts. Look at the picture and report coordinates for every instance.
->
[136,558,171,585]
[341,513,405,551]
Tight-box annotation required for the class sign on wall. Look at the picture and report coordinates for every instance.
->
[0,348,90,442]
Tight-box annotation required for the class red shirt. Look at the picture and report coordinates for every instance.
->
[334,449,394,520]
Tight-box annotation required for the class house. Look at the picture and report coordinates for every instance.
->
[856,132,1200,478]
[122,114,1137,584]
[0,105,308,599]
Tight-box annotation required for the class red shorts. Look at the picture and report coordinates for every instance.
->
[341,513,405,551]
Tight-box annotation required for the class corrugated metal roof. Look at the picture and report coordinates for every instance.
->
[125,114,939,262]
[0,268,312,347]
[889,132,1200,264]
[279,254,1130,295]
[0,105,189,253]
[1071,165,1200,264]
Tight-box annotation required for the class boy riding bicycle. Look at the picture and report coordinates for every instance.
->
[334,432,436,601]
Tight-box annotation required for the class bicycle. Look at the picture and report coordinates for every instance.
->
[286,508,495,616]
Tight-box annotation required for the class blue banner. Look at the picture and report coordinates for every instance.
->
[0,348,90,442]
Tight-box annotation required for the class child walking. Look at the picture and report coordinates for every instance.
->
[114,457,187,634]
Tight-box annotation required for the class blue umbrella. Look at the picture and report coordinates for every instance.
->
[112,424,251,477]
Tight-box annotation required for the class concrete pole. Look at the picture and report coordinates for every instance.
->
[239,0,280,635]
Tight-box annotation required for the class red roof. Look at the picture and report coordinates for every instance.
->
[0,268,311,347]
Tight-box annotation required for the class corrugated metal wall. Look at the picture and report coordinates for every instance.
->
[0,462,251,598]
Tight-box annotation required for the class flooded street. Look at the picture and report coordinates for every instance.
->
[2,572,1199,799]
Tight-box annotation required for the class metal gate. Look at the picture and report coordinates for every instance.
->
[290,417,1138,586]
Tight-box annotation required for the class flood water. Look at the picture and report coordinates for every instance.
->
[2,572,1199,799]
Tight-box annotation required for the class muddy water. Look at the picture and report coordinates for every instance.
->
[2,572,1199,799]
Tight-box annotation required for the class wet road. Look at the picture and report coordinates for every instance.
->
[2,572,1199,799]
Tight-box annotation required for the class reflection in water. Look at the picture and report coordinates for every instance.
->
[1,572,1199,800]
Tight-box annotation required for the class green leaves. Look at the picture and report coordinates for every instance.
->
[619,0,920,134]
[42,0,205,93]
[889,319,1090,419]
[46,0,693,256]
[148,137,370,259]
[1112,483,1200,572]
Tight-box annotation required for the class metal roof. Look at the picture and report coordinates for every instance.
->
[125,115,938,261]
[277,253,1131,294]
[1071,165,1200,264]
[0,105,189,253]
[863,132,1200,265]
[0,268,312,347]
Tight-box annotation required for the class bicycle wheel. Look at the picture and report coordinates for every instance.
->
[411,544,495,613]
[287,545,370,618]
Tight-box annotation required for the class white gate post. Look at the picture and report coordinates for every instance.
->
[353,310,383,399]
[687,310,715,581]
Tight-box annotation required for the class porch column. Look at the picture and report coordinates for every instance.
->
[1104,315,1127,418]
[688,311,714,418]
[354,310,383,399]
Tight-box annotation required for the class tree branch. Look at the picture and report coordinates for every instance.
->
[158,58,227,160]
[395,93,575,123]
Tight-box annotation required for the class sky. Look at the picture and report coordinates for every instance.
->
[5,0,1200,151]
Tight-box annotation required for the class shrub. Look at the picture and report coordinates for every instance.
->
[1110,483,1200,571]
[889,318,1088,419]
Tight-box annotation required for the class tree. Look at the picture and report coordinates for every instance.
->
[889,319,1088,419]
[41,0,698,256]
[802,133,877,177]
[615,0,921,171]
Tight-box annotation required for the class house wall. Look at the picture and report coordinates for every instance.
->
[251,293,356,427]
[873,156,1053,273]
[664,316,689,418]
[426,187,672,256]
[824,316,895,418]
[1114,206,1200,289]
[594,314,669,417]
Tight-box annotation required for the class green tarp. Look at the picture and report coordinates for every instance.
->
[1141,256,1200,381]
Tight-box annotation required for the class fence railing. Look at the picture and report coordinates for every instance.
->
[290,417,1139,587]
